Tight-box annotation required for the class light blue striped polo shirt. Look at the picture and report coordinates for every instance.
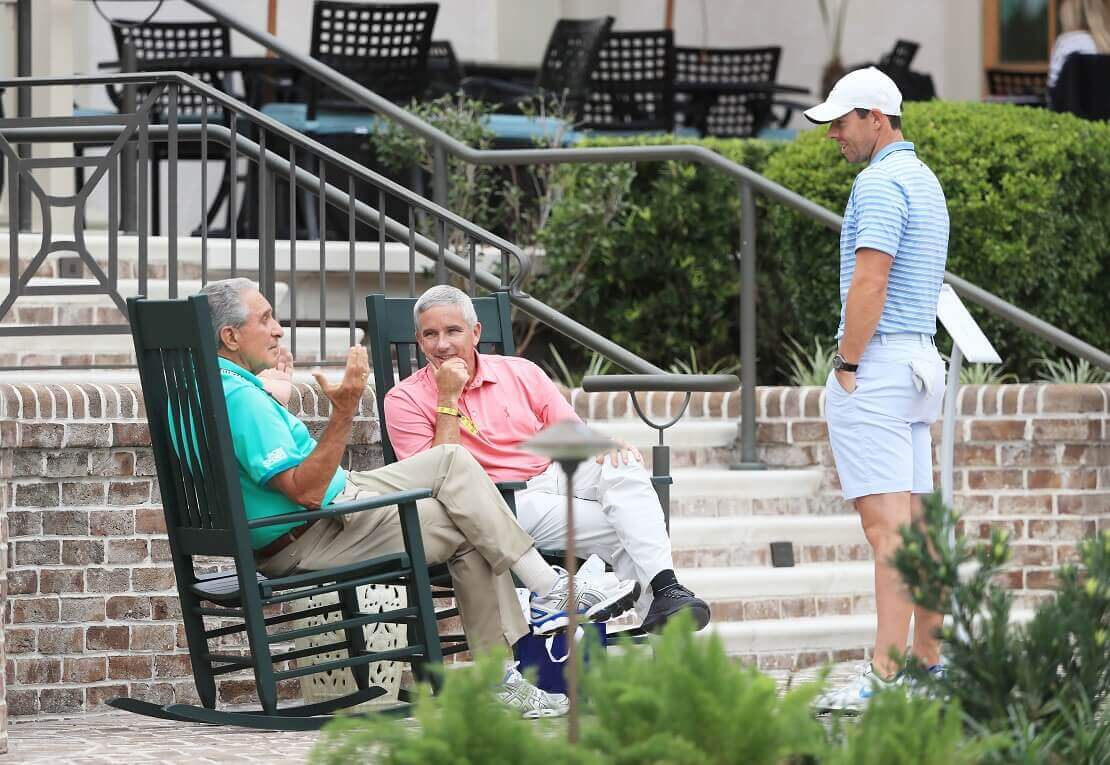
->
[838,140,949,338]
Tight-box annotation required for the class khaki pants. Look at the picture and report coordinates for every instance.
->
[256,444,532,652]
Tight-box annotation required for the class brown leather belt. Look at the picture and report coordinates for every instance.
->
[254,519,318,560]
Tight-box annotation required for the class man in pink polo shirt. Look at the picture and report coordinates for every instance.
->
[383,285,710,633]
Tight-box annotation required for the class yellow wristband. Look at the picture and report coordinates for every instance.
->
[435,406,461,417]
[435,406,479,435]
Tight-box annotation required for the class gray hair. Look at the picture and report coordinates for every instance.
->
[198,278,256,347]
[413,284,478,329]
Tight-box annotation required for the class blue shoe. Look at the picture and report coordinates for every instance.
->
[813,663,902,714]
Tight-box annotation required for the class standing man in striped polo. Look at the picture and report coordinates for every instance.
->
[802,68,950,713]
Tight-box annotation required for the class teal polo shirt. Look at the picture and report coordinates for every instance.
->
[218,357,347,548]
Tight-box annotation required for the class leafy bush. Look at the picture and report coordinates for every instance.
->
[762,101,1110,380]
[783,335,837,386]
[1035,355,1110,384]
[894,492,1110,763]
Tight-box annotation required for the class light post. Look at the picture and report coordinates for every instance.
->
[521,419,613,744]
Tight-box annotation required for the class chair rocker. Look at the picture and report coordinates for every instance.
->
[112,294,446,730]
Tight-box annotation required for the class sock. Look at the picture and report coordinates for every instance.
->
[510,548,559,596]
[650,569,679,596]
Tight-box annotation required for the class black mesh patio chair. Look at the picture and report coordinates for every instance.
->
[674,45,795,137]
[987,68,1048,106]
[307,1,439,118]
[1050,53,1110,120]
[462,16,614,118]
[426,39,464,97]
[112,294,446,730]
[879,39,920,70]
[581,29,676,132]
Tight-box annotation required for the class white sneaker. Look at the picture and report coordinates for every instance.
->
[529,565,638,636]
[813,663,902,714]
[496,665,569,719]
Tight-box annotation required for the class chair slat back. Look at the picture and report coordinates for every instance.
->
[536,16,614,116]
[111,20,233,119]
[674,45,782,137]
[308,1,439,118]
[366,292,514,463]
[127,296,249,558]
[583,29,675,132]
[880,40,920,71]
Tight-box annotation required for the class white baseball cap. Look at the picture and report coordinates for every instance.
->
[803,67,903,124]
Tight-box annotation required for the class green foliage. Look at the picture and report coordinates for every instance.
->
[958,362,1019,385]
[533,135,784,371]
[1035,355,1110,384]
[309,652,593,765]
[667,346,741,375]
[824,691,1004,765]
[580,613,827,764]
[545,346,613,389]
[762,101,1110,381]
[893,492,1110,763]
[782,335,838,386]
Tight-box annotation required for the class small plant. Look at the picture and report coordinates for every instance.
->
[544,346,613,389]
[667,347,741,376]
[783,335,838,386]
[1035,355,1110,384]
[956,361,1019,385]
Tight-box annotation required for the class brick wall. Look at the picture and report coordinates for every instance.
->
[2,378,1108,718]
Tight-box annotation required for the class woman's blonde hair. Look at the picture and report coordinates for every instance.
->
[1061,0,1110,51]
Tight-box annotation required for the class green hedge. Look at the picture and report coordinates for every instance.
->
[535,104,1110,379]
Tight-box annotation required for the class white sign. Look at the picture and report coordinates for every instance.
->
[936,284,1002,364]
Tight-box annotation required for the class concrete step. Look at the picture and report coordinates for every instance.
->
[669,467,847,517]
[678,562,873,601]
[671,515,869,568]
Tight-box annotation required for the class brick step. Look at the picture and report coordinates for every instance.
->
[671,515,869,568]
[669,468,846,517]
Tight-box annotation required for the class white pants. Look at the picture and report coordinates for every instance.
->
[514,458,674,616]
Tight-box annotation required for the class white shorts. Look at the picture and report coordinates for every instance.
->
[825,333,947,501]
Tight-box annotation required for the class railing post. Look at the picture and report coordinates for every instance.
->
[735,180,763,469]
[16,0,32,232]
[120,40,138,233]
[432,143,448,209]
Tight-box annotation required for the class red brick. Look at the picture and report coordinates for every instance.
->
[967,469,1024,490]
[154,654,194,678]
[62,540,105,565]
[112,422,150,447]
[89,450,136,477]
[61,481,107,506]
[35,626,83,654]
[955,444,998,466]
[1025,569,1058,589]
[86,684,129,709]
[1056,493,1110,516]
[218,679,261,704]
[1039,385,1105,414]
[15,539,61,565]
[133,450,158,477]
[108,655,153,680]
[1028,469,1098,490]
[781,598,818,618]
[7,628,35,654]
[19,423,64,448]
[1011,544,1054,566]
[150,539,172,562]
[60,596,106,623]
[953,494,996,515]
[86,567,132,593]
[106,595,151,620]
[63,657,107,683]
[64,422,112,448]
[106,539,149,564]
[16,657,61,684]
[969,420,1027,441]
[40,688,84,715]
[8,509,43,537]
[816,596,854,616]
[742,600,781,620]
[107,481,151,506]
[7,689,40,716]
[790,421,828,442]
[15,482,61,507]
[132,625,176,651]
[8,569,38,595]
[996,494,1053,515]
[43,450,88,478]
[998,443,1058,467]
[757,422,788,443]
[132,566,176,592]
[151,596,182,621]
[43,509,91,536]
[87,626,130,651]
[135,508,167,534]
[13,597,60,624]
[999,386,1022,415]
[90,509,136,536]
[39,569,85,594]
[1032,418,1098,442]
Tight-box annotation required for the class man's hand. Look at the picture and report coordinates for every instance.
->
[434,357,469,406]
[596,438,644,466]
[258,346,295,407]
[834,368,857,394]
[312,346,369,417]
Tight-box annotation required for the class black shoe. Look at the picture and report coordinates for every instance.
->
[641,584,711,633]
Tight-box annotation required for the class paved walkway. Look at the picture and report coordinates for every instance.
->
[4,664,861,763]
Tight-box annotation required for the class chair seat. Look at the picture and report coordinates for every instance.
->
[192,569,268,603]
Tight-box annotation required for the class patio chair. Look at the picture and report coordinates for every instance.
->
[111,294,445,730]
[461,16,614,118]
[879,39,920,70]
[673,45,796,137]
[426,39,464,98]
[986,68,1048,106]
[581,29,676,133]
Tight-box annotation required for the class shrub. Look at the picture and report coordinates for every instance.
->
[762,101,1110,380]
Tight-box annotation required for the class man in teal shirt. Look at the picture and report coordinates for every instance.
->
[199,278,636,718]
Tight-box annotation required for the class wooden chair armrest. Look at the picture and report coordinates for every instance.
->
[246,487,434,529]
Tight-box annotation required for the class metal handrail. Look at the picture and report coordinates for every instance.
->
[181,0,1110,467]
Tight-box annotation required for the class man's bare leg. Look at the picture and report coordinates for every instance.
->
[856,490,913,679]
[909,493,944,666]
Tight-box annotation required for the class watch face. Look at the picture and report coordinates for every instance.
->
[833,354,844,370]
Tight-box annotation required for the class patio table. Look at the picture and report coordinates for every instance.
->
[675,79,811,137]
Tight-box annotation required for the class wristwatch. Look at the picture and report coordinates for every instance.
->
[832,353,859,373]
